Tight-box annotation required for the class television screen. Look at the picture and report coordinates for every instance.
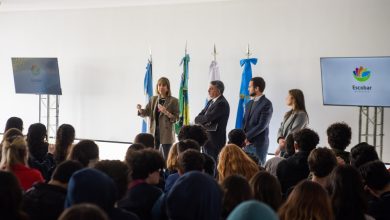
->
[320,57,390,107]
[11,57,62,95]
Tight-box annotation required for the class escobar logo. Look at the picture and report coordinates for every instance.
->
[352,66,372,92]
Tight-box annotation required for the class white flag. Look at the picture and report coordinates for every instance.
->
[209,60,220,81]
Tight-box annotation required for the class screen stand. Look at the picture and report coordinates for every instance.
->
[39,94,59,141]
[358,106,384,159]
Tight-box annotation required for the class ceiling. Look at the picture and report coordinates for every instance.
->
[0,0,230,11]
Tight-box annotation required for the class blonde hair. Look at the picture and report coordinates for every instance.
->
[0,136,28,171]
[166,142,179,171]
[278,180,333,220]
[217,144,259,182]
[156,77,171,97]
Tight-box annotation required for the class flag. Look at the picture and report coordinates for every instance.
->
[205,60,221,104]
[175,54,190,134]
[142,59,153,132]
[235,58,258,128]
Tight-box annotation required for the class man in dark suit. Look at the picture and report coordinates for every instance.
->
[195,80,230,161]
[243,77,273,165]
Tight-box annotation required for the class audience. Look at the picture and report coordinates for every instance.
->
[166,143,179,174]
[217,144,259,183]
[59,203,109,220]
[134,133,155,149]
[177,149,204,174]
[221,174,253,219]
[308,147,337,189]
[327,122,352,164]
[276,128,319,196]
[0,171,28,220]
[278,180,333,220]
[350,142,379,168]
[228,128,259,164]
[264,133,295,176]
[68,140,99,167]
[0,128,24,162]
[177,124,209,148]
[227,200,278,220]
[54,124,75,164]
[359,160,390,220]
[0,135,44,191]
[4,116,24,133]
[249,171,282,212]
[22,160,83,220]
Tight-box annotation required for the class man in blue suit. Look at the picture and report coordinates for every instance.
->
[243,77,273,165]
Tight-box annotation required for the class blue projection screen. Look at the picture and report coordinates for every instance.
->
[320,57,390,107]
[11,57,62,95]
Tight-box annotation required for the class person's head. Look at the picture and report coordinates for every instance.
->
[177,139,201,154]
[166,171,222,220]
[359,160,390,196]
[228,129,246,148]
[130,149,165,185]
[65,169,117,214]
[221,174,253,218]
[166,143,179,172]
[227,200,278,220]
[94,160,129,201]
[59,203,109,220]
[177,149,204,174]
[249,171,282,211]
[156,77,171,97]
[4,117,23,133]
[329,165,367,220]
[249,77,266,97]
[178,125,208,146]
[293,128,319,152]
[286,89,307,112]
[278,180,333,220]
[217,144,259,182]
[51,160,83,185]
[26,123,48,160]
[202,153,216,177]
[350,142,379,168]
[208,80,224,99]
[326,122,352,151]
[308,147,337,178]
[68,140,99,167]
[283,133,295,158]
[0,171,26,220]
[134,133,155,149]
[0,136,28,169]
[124,143,145,172]
[55,124,76,163]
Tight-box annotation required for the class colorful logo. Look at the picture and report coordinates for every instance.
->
[353,66,371,82]
[31,64,41,76]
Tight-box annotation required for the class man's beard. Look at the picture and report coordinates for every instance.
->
[249,91,256,97]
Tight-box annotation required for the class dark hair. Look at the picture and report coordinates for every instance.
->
[210,80,225,94]
[134,133,155,149]
[178,149,205,173]
[308,147,337,178]
[55,124,75,163]
[350,142,379,168]
[249,171,282,211]
[177,139,201,154]
[26,123,48,161]
[125,144,145,170]
[330,165,367,220]
[0,171,27,220]
[94,160,130,201]
[221,175,253,218]
[52,160,83,183]
[202,153,216,177]
[250,77,266,93]
[359,160,390,191]
[293,128,319,152]
[228,129,246,148]
[59,203,109,220]
[327,122,352,150]
[284,89,308,120]
[178,125,208,146]
[69,140,99,167]
[4,117,23,133]
[283,133,295,158]
[131,149,165,180]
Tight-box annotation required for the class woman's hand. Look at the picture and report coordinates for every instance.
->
[158,104,167,113]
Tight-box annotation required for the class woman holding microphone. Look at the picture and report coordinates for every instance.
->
[137,77,179,159]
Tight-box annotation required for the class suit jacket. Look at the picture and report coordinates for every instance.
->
[243,95,273,147]
[139,96,179,144]
[195,95,230,151]
[277,111,308,142]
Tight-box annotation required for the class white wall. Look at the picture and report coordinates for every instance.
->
[1,0,389,162]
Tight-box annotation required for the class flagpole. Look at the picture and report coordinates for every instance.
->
[185,41,188,56]
[246,44,252,59]
[213,43,217,62]
[149,46,152,63]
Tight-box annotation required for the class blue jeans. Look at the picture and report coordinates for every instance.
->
[245,143,269,166]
